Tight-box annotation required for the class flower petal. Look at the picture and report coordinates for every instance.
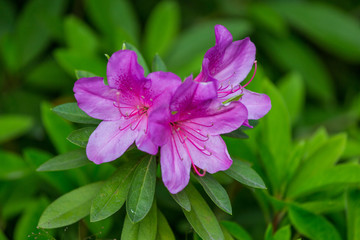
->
[214,24,233,48]
[160,140,191,194]
[146,71,182,105]
[188,100,248,135]
[86,119,138,164]
[170,77,218,120]
[135,118,158,155]
[74,77,120,120]
[240,89,271,119]
[107,50,150,104]
[148,105,172,146]
[187,135,232,174]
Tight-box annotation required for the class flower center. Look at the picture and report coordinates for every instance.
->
[170,121,214,176]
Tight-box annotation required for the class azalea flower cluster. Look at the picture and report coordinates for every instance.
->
[74,25,271,194]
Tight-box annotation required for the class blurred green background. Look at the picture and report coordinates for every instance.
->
[1,0,360,239]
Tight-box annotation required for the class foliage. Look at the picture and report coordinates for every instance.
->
[1,0,360,239]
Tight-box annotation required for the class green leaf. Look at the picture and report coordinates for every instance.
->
[90,160,140,222]
[346,188,360,240]
[54,49,106,77]
[0,114,33,143]
[221,225,235,240]
[0,229,8,240]
[195,174,232,214]
[75,70,96,79]
[52,102,101,124]
[156,209,175,240]
[259,35,334,103]
[67,127,96,148]
[37,149,90,172]
[14,198,49,240]
[287,133,347,198]
[13,0,66,69]
[225,159,266,189]
[272,2,360,62]
[301,198,344,214]
[182,184,224,240]
[222,128,249,139]
[221,221,252,240]
[64,15,98,54]
[0,150,28,180]
[304,127,329,159]
[289,164,360,198]
[261,79,291,187]
[123,42,149,76]
[152,54,167,72]
[170,189,191,212]
[38,182,103,229]
[86,0,139,47]
[278,72,305,123]
[264,224,274,240]
[143,1,180,62]
[121,201,157,240]
[273,225,291,240]
[288,205,342,240]
[166,20,252,77]
[41,102,77,154]
[126,156,156,223]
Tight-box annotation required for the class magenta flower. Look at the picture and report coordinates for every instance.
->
[74,50,181,164]
[148,77,248,194]
[194,25,271,121]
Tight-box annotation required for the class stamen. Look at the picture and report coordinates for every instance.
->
[241,60,257,89]
[180,125,209,142]
[187,121,214,128]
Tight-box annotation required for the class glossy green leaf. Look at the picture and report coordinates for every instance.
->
[183,184,224,240]
[288,205,342,240]
[272,2,360,62]
[144,1,180,62]
[195,174,232,214]
[54,49,106,77]
[273,225,291,240]
[289,164,360,198]
[221,225,235,240]
[166,20,252,77]
[52,102,101,124]
[225,159,266,189]
[0,114,33,143]
[261,79,291,186]
[123,42,149,76]
[64,15,98,54]
[301,198,344,214]
[75,70,96,79]
[346,188,360,240]
[121,201,157,240]
[38,182,103,229]
[0,150,28,180]
[152,54,167,72]
[156,209,175,240]
[90,160,140,222]
[86,0,139,46]
[37,149,90,172]
[259,35,334,102]
[304,127,329,160]
[221,221,252,240]
[278,72,305,123]
[287,133,347,198]
[14,198,49,240]
[170,189,191,212]
[126,156,156,223]
[41,102,76,154]
[67,127,96,148]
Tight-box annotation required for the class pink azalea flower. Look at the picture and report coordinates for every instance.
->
[74,50,181,164]
[194,25,271,121]
[148,77,248,194]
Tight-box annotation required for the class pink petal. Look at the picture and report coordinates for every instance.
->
[214,24,233,48]
[188,135,233,174]
[188,101,248,135]
[148,105,172,146]
[240,89,271,119]
[74,77,120,120]
[86,119,138,164]
[135,118,158,155]
[160,140,191,194]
